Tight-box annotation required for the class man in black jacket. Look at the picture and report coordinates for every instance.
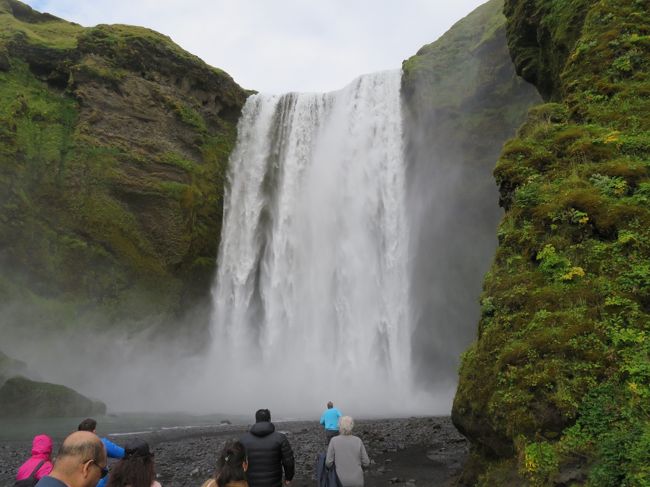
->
[240,409,295,487]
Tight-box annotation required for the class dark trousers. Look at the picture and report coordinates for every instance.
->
[325,429,339,445]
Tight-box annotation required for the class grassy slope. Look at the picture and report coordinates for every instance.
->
[453,0,650,485]
[0,0,247,335]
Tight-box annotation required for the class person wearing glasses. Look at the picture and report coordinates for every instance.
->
[105,438,161,487]
[34,431,108,487]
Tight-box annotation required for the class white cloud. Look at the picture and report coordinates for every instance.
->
[25,0,490,93]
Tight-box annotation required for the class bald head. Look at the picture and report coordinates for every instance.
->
[58,431,105,464]
[51,431,107,487]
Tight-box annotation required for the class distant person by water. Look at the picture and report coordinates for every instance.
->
[319,401,342,444]
[201,440,248,487]
[15,434,54,485]
[240,409,295,487]
[34,431,108,487]
[78,418,125,487]
[105,438,160,487]
[326,417,370,487]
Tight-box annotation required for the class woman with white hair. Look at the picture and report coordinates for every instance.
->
[325,416,370,487]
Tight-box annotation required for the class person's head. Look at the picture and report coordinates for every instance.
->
[327,401,333,409]
[215,440,247,487]
[31,434,53,458]
[50,431,107,487]
[106,438,156,487]
[255,408,271,423]
[339,416,354,435]
[77,418,97,433]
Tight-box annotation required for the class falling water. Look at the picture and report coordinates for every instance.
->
[209,70,431,416]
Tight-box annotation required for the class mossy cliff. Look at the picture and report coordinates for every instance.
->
[453,0,650,485]
[401,0,541,389]
[0,0,248,333]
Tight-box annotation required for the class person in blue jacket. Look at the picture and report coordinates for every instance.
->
[320,401,342,445]
[78,418,125,487]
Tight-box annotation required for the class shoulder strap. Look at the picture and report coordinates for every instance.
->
[28,460,46,479]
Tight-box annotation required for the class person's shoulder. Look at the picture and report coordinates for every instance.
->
[35,476,67,487]
[151,481,163,487]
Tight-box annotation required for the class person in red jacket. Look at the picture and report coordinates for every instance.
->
[16,434,54,482]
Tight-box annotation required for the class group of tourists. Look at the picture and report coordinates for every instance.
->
[15,402,370,487]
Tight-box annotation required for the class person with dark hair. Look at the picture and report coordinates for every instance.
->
[319,401,342,444]
[78,418,125,460]
[34,431,107,487]
[15,434,54,484]
[240,409,295,487]
[78,418,124,487]
[201,440,248,487]
[105,438,160,487]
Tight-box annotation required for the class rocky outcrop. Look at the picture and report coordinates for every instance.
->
[0,376,106,417]
[453,0,650,484]
[0,0,248,335]
[401,0,541,392]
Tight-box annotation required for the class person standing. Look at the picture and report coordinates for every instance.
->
[319,402,342,444]
[240,409,295,487]
[15,434,54,484]
[34,431,108,487]
[326,417,369,487]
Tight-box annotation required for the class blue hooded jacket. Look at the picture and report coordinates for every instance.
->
[320,408,342,431]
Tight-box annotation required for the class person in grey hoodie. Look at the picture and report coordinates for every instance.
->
[325,416,370,487]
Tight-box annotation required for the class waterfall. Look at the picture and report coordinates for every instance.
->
[209,70,429,416]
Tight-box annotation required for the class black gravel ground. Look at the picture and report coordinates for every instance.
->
[0,416,468,487]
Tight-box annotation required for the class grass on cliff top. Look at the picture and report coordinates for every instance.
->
[0,0,81,49]
[78,23,230,78]
[402,0,506,108]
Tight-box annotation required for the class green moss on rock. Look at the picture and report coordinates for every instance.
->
[454,0,650,484]
[0,375,106,417]
[0,1,248,334]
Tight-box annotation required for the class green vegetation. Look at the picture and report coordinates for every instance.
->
[0,376,106,417]
[454,0,650,484]
[0,0,247,334]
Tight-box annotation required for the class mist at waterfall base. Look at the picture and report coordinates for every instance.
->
[199,70,444,418]
[0,69,500,419]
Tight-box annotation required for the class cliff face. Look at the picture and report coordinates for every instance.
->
[0,0,248,334]
[453,0,650,484]
[401,0,541,393]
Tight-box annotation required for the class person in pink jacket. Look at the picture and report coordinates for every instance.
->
[16,434,54,482]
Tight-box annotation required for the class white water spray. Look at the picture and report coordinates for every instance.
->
[208,70,436,416]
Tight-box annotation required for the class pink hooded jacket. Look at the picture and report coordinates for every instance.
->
[16,434,54,481]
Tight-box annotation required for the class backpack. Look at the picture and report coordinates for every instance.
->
[14,460,46,487]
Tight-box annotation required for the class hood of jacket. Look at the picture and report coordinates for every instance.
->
[249,421,275,437]
[31,434,53,457]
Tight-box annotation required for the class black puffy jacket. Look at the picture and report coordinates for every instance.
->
[240,421,295,487]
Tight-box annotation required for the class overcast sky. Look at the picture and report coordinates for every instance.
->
[24,0,489,94]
